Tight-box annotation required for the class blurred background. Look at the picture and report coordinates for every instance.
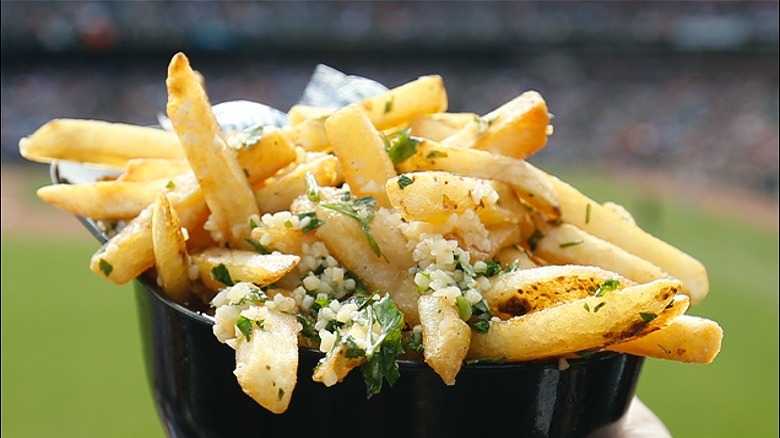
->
[2,1,778,437]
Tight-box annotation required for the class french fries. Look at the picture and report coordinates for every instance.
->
[166,52,259,249]
[25,52,722,415]
[19,119,184,169]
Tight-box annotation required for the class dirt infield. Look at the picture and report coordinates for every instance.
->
[2,164,777,238]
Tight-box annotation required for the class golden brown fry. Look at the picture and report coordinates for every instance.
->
[408,112,477,141]
[483,265,635,320]
[281,119,330,153]
[18,119,183,169]
[385,171,518,226]
[234,309,300,414]
[254,153,343,213]
[418,294,471,385]
[151,192,192,303]
[532,221,670,287]
[191,247,300,292]
[539,169,709,303]
[37,179,168,221]
[166,52,259,249]
[325,104,397,207]
[444,90,551,159]
[358,75,448,131]
[312,344,365,387]
[90,173,208,284]
[118,158,191,182]
[397,141,561,219]
[234,127,298,189]
[608,315,722,364]
[286,104,336,126]
[468,278,680,361]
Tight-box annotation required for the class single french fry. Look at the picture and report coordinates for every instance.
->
[539,168,709,303]
[385,171,517,226]
[358,75,448,131]
[483,265,635,320]
[287,104,336,126]
[533,222,671,288]
[418,294,471,385]
[442,90,550,159]
[314,204,420,325]
[468,278,680,361]
[118,158,191,182]
[234,308,300,414]
[151,192,192,303]
[608,315,722,364]
[18,119,184,169]
[90,173,208,284]
[312,343,365,387]
[397,141,561,219]
[255,153,343,213]
[234,127,299,188]
[325,104,396,207]
[409,112,478,141]
[191,247,300,292]
[282,119,330,152]
[37,179,168,220]
[166,52,259,249]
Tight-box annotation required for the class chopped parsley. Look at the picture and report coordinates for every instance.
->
[639,312,657,323]
[468,300,492,334]
[98,258,113,276]
[384,96,394,113]
[304,172,320,202]
[211,263,234,287]
[559,240,583,248]
[397,174,415,190]
[165,180,175,189]
[585,203,592,224]
[526,229,545,252]
[594,279,620,297]
[455,296,473,321]
[240,124,265,147]
[236,315,264,342]
[403,329,424,355]
[349,294,405,399]
[277,388,285,400]
[321,196,382,258]
[593,302,606,313]
[425,150,448,159]
[384,128,421,165]
[245,238,271,254]
[298,212,324,233]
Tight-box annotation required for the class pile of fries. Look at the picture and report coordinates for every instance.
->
[20,52,722,414]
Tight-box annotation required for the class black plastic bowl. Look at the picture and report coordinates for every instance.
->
[135,277,644,438]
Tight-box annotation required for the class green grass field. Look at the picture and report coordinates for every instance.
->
[2,171,778,437]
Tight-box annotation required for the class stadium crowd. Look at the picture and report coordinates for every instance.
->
[2,1,777,198]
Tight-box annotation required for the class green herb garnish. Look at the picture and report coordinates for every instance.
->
[397,174,414,190]
[321,197,382,258]
[98,258,113,276]
[639,312,657,323]
[211,263,234,287]
[304,172,320,202]
[245,238,271,254]
[384,128,420,165]
[298,212,324,233]
[594,279,620,297]
[235,315,264,342]
[559,240,584,248]
[455,296,473,321]
[527,229,545,252]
